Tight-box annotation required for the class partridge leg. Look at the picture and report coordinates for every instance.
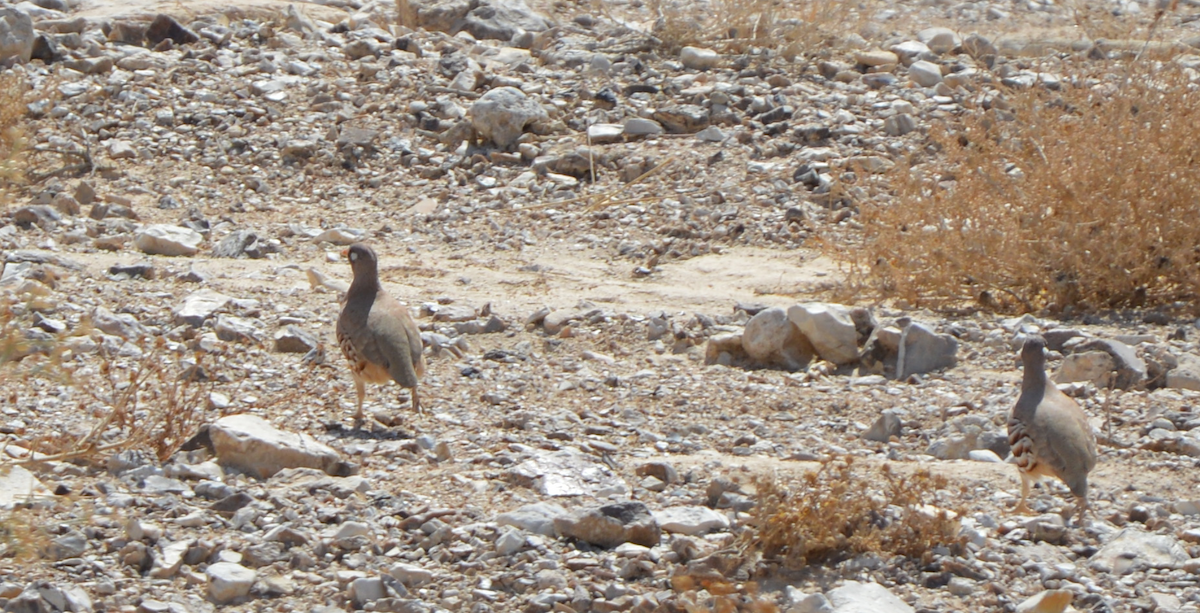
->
[1014,474,1033,515]
[411,388,421,415]
[1072,495,1089,526]
[353,378,366,422]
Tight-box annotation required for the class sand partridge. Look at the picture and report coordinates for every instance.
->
[1008,335,1097,522]
[336,243,425,423]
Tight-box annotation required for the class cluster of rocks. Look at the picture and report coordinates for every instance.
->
[2,0,1200,610]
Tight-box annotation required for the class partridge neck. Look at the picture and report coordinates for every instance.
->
[349,267,382,296]
[1021,355,1047,395]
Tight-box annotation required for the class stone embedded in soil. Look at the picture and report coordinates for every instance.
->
[469,86,548,149]
[826,581,914,613]
[1015,589,1073,613]
[206,562,255,604]
[653,506,729,536]
[1072,338,1145,389]
[680,46,720,70]
[908,60,943,87]
[134,224,202,256]
[553,501,661,548]
[507,448,627,497]
[0,7,35,64]
[1055,350,1115,386]
[496,502,568,537]
[207,414,348,479]
[897,322,958,378]
[787,303,859,365]
[742,306,814,370]
[1089,528,1190,574]
[173,289,232,327]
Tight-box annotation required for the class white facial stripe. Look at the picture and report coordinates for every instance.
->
[349,252,359,261]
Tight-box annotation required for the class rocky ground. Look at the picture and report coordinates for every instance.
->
[2,0,1200,611]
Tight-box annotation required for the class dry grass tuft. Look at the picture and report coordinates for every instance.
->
[845,63,1200,315]
[672,579,780,613]
[2,330,216,465]
[71,337,216,463]
[0,70,30,202]
[751,459,962,567]
[0,503,53,563]
[647,0,858,59]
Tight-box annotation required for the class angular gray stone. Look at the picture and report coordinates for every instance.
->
[414,0,550,41]
[173,289,232,327]
[208,414,346,479]
[1055,350,1115,386]
[897,322,957,378]
[623,117,664,137]
[854,49,898,67]
[1166,354,1200,391]
[390,563,435,586]
[908,60,943,87]
[694,126,726,142]
[587,123,623,144]
[1014,589,1073,613]
[553,501,661,548]
[206,562,255,604]
[469,87,548,149]
[918,26,961,54]
[212,229,259,258]
[680,46,720,70]
[883,113,917,136]
[507,448,627,497]
[1074,339,1145,389]
[788,303,859,365]
[863,410,902,442]
[827,581,914,613]
[653,506,729,536]
[134,224,202,256]
[495,528,525,555]
[496,502,567,537]
[1090,528,1189,574]
[0,8,34,64]
[274,325,319,353]
[48,530,86,561]
[349,576,386,606]
[91,306,145,339]
[149,540,190,578]
[742,307,814,370]
[214,315,261,343]
[8,583,93,613]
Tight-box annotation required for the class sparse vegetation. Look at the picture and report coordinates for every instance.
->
[0,70,29,200]
[645,0,858,58]
[751,459,963,567]
[845,62,1200,315]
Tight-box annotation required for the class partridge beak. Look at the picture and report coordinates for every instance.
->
[340,248,349,258]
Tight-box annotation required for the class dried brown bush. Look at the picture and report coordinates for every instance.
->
[2,333,216,464]
[751,459,962,567]
[0,70,30,201]
[646,0,858,58]
[846,63,1200,315]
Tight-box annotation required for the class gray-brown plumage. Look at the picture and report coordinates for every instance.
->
[1008,335,1097,522]
[336,243,425,423]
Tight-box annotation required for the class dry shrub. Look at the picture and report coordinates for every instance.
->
[72,337,215,462]
[2,334,216,464]
[0,70,30,204]
[647,0,856,58]
[752,459,961,567]
[849,63,1200,315]
[672,578,780,613]
[0,502,52,563]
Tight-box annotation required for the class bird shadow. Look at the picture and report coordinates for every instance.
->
[321,421,415,441]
